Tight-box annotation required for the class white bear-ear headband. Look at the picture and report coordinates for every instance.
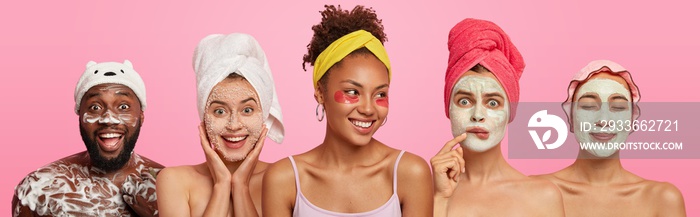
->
[74,60,147,114]
[85,60,133,69]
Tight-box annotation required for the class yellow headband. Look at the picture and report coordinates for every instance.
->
[312,30,391,89]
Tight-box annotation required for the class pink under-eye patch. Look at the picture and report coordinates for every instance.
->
[376,97,389,108]
[334,90,358,104]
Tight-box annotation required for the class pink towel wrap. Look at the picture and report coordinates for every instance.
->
[562,60,641,132]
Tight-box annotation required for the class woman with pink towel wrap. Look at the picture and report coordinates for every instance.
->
[535,60,686,217]
[431,18,565,216]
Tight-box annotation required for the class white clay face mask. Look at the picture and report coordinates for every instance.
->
[449,75,509,152]
[573,78,632,157]
[204,79,264,162]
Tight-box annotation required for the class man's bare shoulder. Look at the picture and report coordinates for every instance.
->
[18,152,92,184]
[134,153,165,169]
[13,152,132,216]
[11,155,85,217]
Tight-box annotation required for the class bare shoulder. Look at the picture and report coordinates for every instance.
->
[158,164,206,184]
[262,158,296,215]
[511,177,564,215]
[530,171,569,188]
[13,153,97,216]
[134,153,165,168]
[12,163,58,217]
[525,177,561,197]
[396,151,431,179]
[156,164,205,201]
[262,157,296,206]
[11,193,35,217]
[395,151,432,213]
[643,180,685,207]
[264,158,295,184]
[628,180,686,216]
[17,153,90,186]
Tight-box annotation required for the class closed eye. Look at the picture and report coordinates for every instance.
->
[581,105,599,110]
[611,107,627,111]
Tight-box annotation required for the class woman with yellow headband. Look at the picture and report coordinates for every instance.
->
[263,5,432,217]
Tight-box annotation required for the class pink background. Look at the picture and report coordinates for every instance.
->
[2,0,698,215]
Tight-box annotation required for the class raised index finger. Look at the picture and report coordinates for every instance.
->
[437,133,468,155]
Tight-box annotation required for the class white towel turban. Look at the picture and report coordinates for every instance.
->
[193,33,284,143]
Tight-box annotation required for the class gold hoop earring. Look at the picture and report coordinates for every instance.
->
[381,116,388,126]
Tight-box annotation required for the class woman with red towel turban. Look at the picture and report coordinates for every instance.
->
[431,18,565,216]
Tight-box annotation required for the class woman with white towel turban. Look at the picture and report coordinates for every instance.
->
[157,33,284,217]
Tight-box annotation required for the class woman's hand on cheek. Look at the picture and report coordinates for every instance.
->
[232,125,268,189]
[199,123,232,185]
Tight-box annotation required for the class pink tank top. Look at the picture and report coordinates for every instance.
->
[289,150,405,217]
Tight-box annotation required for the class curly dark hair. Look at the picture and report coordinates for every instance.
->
[302,5,388,89]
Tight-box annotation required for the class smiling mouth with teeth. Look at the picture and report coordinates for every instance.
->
[98,133,124,151]
[224,136,247,142]
[100,133,123,139]
[351,120,374,128]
